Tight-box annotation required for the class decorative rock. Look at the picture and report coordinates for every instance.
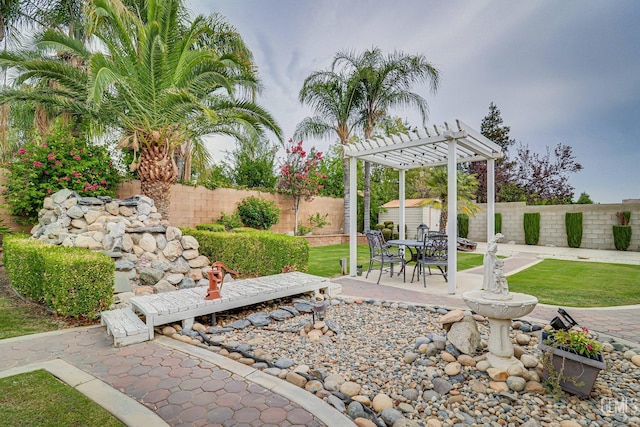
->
[441,351,456,362]
[188,255,210,268]
[325,373,345,385]
[457,354,476,367]
[139,267,164,286]
[380,408,403,426]
[422,390,440,402]
[515,333,532,345]
[153,280,176,293]
[489,381,509,392]
[487,367,508,382]
[327,395,345,412]
[354,418,376,427]
[524,380,545,394]
[469,379,487,393]
[270,309,294,321]
[181,235,199,250]
[274,358,295,369]
[352,395,371,407]
[439,309,465,325]
[162,240,183,261]
[631,355,640,367]
[521,354,539,368]
[426,419,442,427]
[397,402,415,414]
[372,393,394,412]
[347,401,366,419]
[246,312,271,327]
[340,381,361,397]
[506,376,527,391]
[447,314,481,355]
[403,352,419,364]
[138,233,157,252]
[285,371,307,388]
[507,363,528,377]
[402,388,419,401]
[162,326,177,336]
[227,319,251,329]
[444,362,461,376]
[559,421,582,427]
[165,226,182,241]
[431,378,453,395]
[305,380,323,393]
[476,360,491,372]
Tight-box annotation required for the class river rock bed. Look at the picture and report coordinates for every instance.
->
[163,295,640,427]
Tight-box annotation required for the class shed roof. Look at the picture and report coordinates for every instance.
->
[382,199,435,208]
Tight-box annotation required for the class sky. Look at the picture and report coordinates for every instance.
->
[189,0,640,204]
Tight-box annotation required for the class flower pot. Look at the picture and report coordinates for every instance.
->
[539,332,606,398]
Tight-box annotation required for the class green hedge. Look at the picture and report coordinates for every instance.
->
[3,235,114,318]
[523,212,540,245]
[457,214,469,238]
[495,213,502,234]
[565,212,583,248]
[195,223,226,232]
[613,225,632,251]
[181,228,309,276]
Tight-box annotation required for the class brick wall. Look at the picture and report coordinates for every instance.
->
[468,202,640,251]
[0,179,344,235]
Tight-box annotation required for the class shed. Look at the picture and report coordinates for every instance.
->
[378,199,441,236]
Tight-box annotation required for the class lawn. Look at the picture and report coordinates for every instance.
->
[507,259,640,307]
[0,370,124,427]
[307,244,485,277]
[0,283,59,340]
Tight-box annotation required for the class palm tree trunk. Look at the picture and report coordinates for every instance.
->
[138,142,179,220]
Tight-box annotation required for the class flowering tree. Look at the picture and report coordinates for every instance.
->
[3,120,121,224]
[277,139,325,235]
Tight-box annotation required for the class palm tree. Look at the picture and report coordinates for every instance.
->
[295,69,363,234]
[0,0,282,219]
[333,48,440,232]
[413,166,479,232]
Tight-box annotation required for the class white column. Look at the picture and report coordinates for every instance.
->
[349,156,358,276]
[399,169,406,239]
[487,158,495,243]
[447,140,457,294]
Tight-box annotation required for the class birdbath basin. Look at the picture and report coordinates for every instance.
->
[462,290,538,369]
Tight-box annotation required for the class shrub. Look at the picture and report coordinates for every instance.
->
[195,223,226,232]
[216,212,243,230]
[374,224,385,231]
[2,119,121,224]
[495,213,502,234]
[181,228,309,276]
[616,211,631,226]
[524,212,540,245]
[565,212,583,248]
[384,221,394,229]
[382,228,392,241]
[613,226,632,251]
[3,236,113,318]
[237,196,280,230]
[457,214,469,238]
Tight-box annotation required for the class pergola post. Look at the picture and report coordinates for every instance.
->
[487,158,495,242]
[447,139,457,294]
[399,170,406,239]
[349,156,358,276]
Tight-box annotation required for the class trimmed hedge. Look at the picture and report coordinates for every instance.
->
[565,212,583,248]
[195,223,226,232]
[495,213,502,234]
[457,214,469,238]
[3,235,114,318]
[181,228,309,276]
[613,225,632,251]
[523,212,540,245]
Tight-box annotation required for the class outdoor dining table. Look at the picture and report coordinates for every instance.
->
[386,239,426,276]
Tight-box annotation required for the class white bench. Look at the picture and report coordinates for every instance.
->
[101,308,149,347]
[101,272,336,346]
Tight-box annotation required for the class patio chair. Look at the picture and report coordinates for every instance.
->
[365,230,406,284]
[412,234,448,287]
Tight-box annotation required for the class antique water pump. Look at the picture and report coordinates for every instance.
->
[205,261,238,300]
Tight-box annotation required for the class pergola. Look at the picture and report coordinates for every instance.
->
[343,119,503,294]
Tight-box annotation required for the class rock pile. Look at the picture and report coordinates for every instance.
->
[163,296,640,426]
[31,189,210,301]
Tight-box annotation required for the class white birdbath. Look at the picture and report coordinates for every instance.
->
[462,234,538,370]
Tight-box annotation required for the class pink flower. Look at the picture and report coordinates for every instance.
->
[33,161,43,167]
[74,155,81,161]
[72,171,82,178]
[18,148,26,155]
[47,152,56,161]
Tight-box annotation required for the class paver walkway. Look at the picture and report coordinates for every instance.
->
[0,326,331,427]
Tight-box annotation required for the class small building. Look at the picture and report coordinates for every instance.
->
[378,199,441,238]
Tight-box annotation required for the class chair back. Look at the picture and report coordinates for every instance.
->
[365,230,386,259]
[424,234,448,262]
[416,224,429,241]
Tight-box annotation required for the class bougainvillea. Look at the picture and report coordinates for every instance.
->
[3,121,122,224]
[277,139,325,235]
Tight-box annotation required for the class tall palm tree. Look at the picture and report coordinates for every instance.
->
[412,166,479,232]
[334,48,440,231]
[0,0,282,219]
[295,69,363,234]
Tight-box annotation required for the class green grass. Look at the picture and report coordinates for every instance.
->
[507,259,640,307]
[0,370,124,427]
[0,295,59,339]
[307,244,485,277]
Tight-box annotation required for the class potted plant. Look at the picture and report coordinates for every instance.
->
[538,326,606,399]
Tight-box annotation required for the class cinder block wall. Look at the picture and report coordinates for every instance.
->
[468,202,640,251]
[0,179,344,235]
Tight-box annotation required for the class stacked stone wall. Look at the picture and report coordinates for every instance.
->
[32,189,211,299]
[469,202,640,250]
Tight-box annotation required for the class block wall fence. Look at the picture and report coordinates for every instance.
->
[468,202,640,251]
[0,179,345,236]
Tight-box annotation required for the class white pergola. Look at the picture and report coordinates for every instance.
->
[344,119,503,294]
